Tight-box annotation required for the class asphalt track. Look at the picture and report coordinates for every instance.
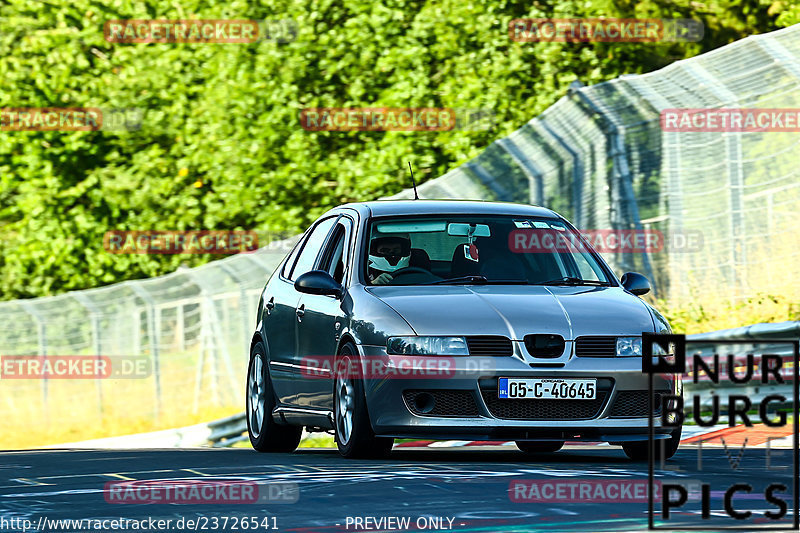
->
[0,445,796,533]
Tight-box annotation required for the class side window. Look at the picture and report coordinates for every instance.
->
[317,220,351,284]
[280,236,306,279]
[288,217,336,281]
[570,253,603,281]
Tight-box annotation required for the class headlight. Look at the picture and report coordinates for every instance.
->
[616,336,642,357]
[387,336,469,356]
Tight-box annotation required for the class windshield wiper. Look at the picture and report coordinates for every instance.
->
[539,276,609,286]
[426,275,489,285]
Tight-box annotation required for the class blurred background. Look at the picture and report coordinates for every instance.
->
[1,0,799,448]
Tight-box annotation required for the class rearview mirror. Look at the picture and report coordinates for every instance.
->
[621,272,651,296]
[447,223,491,237]
[294,270,343,298]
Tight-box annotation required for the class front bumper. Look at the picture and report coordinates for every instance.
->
[358,344,680,443]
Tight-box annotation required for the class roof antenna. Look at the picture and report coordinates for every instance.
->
[407,161,419,200]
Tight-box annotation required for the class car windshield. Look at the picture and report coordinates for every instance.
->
[364,215,612,286]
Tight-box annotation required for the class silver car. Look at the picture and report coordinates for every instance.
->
[246,200,681,459]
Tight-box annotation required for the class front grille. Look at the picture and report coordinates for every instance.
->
[575,336,617,357]
[524,334,565,358]
[480,389,610,420]
[609,390,669,418]
[403,390,480,417]
[466,336,513,357]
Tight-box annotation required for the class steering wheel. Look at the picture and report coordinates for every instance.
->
[388,267,440,282]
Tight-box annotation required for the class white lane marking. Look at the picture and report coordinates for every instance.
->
[2,489,104,498]
[11,478,50,486]
[548,507,579,515]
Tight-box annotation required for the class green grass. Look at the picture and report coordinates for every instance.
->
[298,434,336,448]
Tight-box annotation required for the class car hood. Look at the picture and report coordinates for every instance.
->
[365,285,655,340]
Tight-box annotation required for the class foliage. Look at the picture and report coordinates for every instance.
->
[0,0,793,299]
[654,292,796,335]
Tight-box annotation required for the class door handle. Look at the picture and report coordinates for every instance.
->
[265,297,275,313]
[295,304,305,319]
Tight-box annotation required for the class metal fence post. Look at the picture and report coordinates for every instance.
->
[725,133,746,297]
[682,62,742,299]
[537,119,584,228]
[186,271,240,407]
[20,302,48,418]
[463,160,512,201]
[73,293,104,416]
[569,81,658,293]
[176,304,186,352]
[219,263,252,358]
[127,283,161,418]
[662,128,685,299]
[132,302,142,355]
[497,136,546,205]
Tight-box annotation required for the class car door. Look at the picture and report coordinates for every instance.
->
[266,216,336,406]
[294,216,354,412]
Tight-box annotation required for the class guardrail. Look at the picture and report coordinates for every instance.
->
[44,413,248,449]
[683,321,798,412]
[208,412,247,447]
[688,320,800,342]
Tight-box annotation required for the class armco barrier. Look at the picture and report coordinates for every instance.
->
[207,412,247,447]
[42,412,246,449]
[689,320,800,342]
[685,321,798,412]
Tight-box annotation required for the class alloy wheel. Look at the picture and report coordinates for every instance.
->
[336,366,355,445]
[248,355,265,438]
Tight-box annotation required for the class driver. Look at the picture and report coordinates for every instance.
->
[367,234,411,285]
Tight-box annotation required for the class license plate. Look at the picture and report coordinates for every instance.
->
[498,378,596,400]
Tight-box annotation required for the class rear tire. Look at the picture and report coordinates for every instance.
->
[334,343,393,459]
[246,341,302,453]
[516,441,565,454]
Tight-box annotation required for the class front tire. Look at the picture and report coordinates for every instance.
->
[622,424,682,461]
[334,343,393,459]
[246,341,302,452]
[516,441,564,454]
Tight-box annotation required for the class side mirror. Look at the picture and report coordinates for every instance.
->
[295,270,343,298]
[621,272,651,296]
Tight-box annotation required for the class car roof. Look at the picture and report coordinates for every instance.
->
[337,200,560,218]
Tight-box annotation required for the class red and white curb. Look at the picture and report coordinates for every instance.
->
[394,424,794,449]
[394,440,604,448]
